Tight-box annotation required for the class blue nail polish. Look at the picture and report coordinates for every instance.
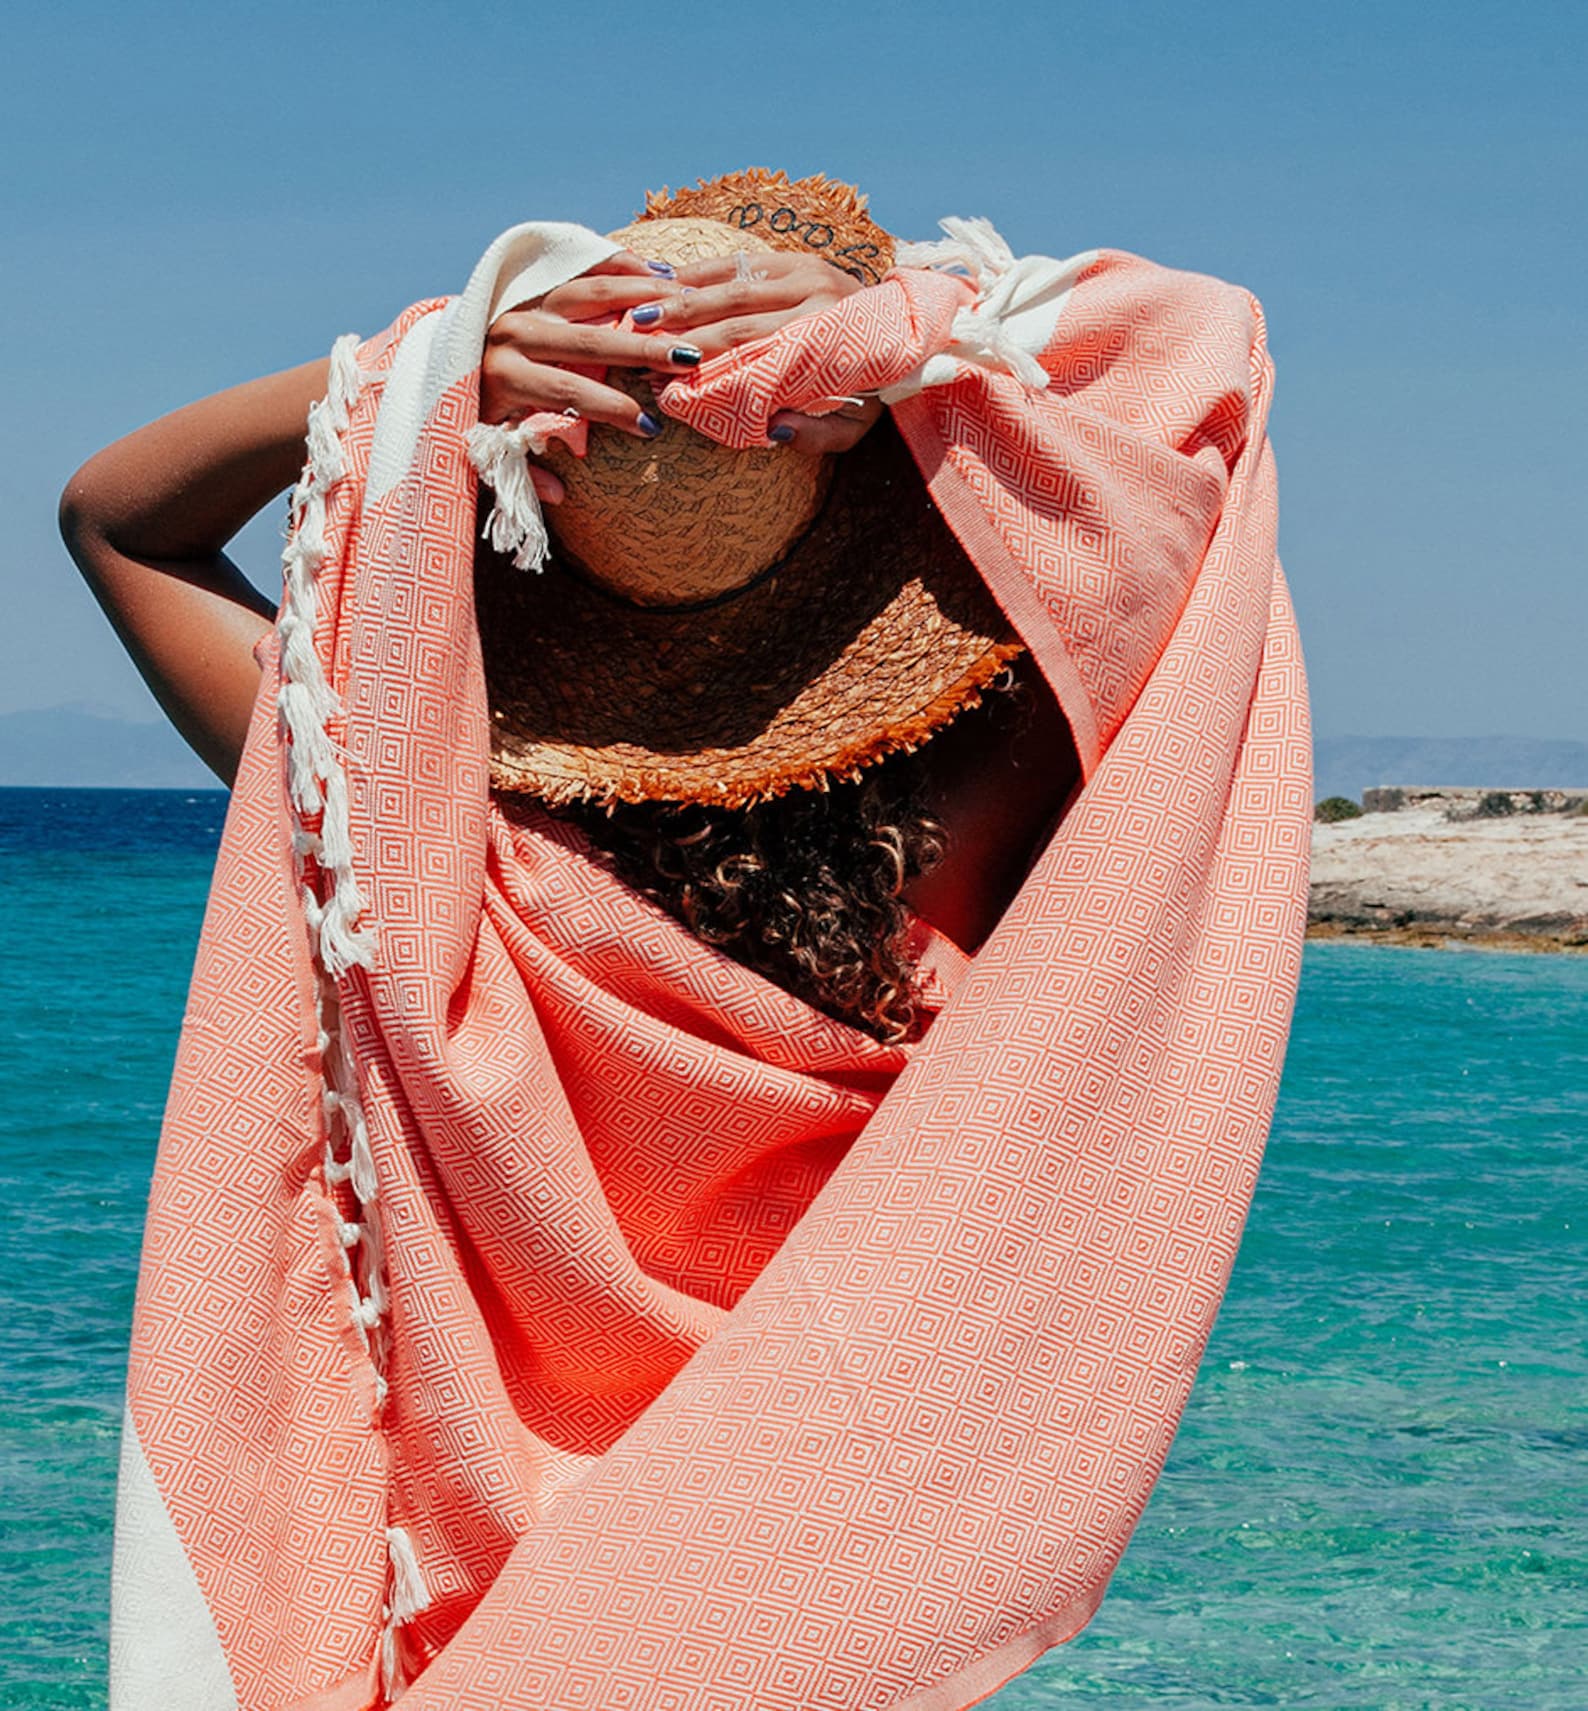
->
[646,260,676,278]
[632,303,663,327]
[638,412,663,438]
[768,424,795,444]
[670,345,702,367]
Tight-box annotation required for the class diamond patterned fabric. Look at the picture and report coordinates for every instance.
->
[116,235,1309,1709]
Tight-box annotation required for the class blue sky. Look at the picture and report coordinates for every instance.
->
[4,0,1583,740]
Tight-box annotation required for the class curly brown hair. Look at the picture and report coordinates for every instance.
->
[563,746,951,1045]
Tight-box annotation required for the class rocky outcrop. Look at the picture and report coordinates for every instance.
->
[1309,801,1588,951]
[1360,785,1588,817]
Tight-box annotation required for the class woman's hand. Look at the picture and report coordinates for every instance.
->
[481,250,884,470]
[629,251,862,359]
[628,252,885,454]
[480,254,707,439]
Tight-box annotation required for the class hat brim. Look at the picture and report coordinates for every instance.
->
[477,415,1022,809]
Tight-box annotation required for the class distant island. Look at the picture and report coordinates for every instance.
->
[1311,786,1588,954]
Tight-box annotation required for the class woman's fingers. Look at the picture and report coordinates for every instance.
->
[766,398,884,455]
[486,310,702,374]
[528,250,857,331]
[538,274,670,322]
[585,249,671,280]
[670,252,817,288]
[481,352,664,437]
[670,253,763,287]
[632,277,814,334]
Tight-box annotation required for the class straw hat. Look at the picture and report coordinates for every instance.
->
[479,170,1021,809]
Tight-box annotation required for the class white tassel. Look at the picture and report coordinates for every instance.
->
[945,305,1052,389]
[304,406,346,487]
[885,216,1098,403]
[318,768,358,871]
[275,575,320,653]
[348,1120,379,1207]
[378,1530,429,1696]
[380,1624,404,1702]
[893,236,970,272]
[292,502,329,569]
[386,1527,432,1623]
[276,606,325,697]
[319,906,375,979]
[326,334,362,423]
[896,215,1017,285]
[345,1278,371,1352]
[466,421,551,571]
[277,685,336,813]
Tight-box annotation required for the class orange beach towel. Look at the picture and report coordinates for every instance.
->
[110,215,1310,1710]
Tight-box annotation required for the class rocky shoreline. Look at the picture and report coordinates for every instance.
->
[1309,790,1588,953]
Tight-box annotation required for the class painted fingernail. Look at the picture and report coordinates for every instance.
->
[669,345,702,367]
[632,303,663,327]
[768,424,796,444]
[638,412,663,438]
[646,260,676,277]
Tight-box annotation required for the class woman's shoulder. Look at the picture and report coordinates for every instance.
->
[904,651,1081,955]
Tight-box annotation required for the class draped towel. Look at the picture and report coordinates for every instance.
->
[110,217,1310,1711]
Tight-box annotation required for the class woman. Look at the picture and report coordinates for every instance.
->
[66,172,1307,1710]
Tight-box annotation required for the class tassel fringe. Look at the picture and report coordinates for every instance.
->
[888,215,1064,398]
[466,420,553,571]
[276,333,432,1706]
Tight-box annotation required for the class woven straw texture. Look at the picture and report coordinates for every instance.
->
[484,415,1020,807]
[642,167,897,284]
[113,228,1310,1711]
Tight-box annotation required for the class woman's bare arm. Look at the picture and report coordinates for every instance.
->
[58,359,332,785]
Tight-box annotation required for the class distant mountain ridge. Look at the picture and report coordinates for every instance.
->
[5,707,1586,802]
[0,708,215,788]
[1313,735,1588,805]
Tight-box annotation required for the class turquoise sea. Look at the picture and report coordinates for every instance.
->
[2,788,1584,1709]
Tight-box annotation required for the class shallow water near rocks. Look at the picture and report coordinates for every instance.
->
[2,790,1583,1709]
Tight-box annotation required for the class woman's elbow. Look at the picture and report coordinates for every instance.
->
[58,454,116,572]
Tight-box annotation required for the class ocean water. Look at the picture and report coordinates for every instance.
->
[1,788,1583,1710]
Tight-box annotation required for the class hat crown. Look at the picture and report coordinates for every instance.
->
[539,219,831,610]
